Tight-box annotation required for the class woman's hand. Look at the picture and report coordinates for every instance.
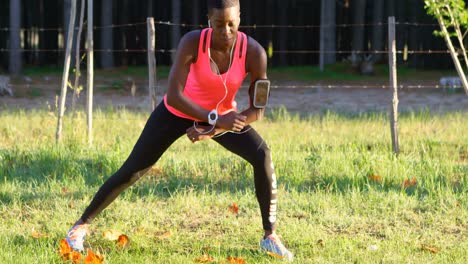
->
[217,112,247,132]
[186,125,215,143]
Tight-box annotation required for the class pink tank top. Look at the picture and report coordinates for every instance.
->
[164,28,248,121]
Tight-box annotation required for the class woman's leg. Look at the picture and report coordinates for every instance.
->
[80,103,192,223]
[212,127,277,233]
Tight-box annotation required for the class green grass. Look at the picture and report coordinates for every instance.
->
[267,63,458,83]
[15,63,457,84]
[0,108,466,263]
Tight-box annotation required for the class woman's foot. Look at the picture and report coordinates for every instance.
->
[260,233,294,261]
[65,220,88,252]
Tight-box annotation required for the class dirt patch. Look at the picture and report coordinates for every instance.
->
[1,77,467,114]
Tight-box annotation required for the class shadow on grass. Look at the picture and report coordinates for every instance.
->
[0,146,462,205]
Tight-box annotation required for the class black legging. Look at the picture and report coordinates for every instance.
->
[80,102,277,231]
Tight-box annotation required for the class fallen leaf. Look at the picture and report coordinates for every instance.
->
[103,230,122,241]
[117,234,129,248]
[31,228,48,239]
[402,177,417,188]
[61,187,69,194]
[421,244,440,253]
[228,202,239,214]
[317,239,325,247]
[227,257,245,264]
[194,254,214,263]
[84,248,104,264]
[455,201,461,207]
[368,174,383,183]
[58,239,82,264]
[155,230,172,240]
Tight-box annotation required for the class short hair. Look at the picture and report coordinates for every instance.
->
[207,0,240,10]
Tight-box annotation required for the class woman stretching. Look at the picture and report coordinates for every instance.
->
[65,0,293,260]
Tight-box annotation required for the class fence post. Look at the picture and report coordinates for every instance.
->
[56,0,77,143]
[86,0,94,145]
[388,16,399,155]
[147,17,157,112]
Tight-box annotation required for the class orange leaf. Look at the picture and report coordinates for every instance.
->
[31,228,48,239]
[103,230,122,241]
[227,257,245,264]
[59,239,82,263]
[194,254,214,263]
[155,231,172,240]
[117,234,129,248]
[368,175,383,183]
[421,244,440,253]
[84,248,104,264]
[228,202,239,214]
[402,177,417,188]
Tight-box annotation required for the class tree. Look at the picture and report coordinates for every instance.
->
[171,0,181,63]
[425,0,468,95]
[9,0,21,74]
[350,0,366,67]
[371,0,385,62]
[319,0,336,71]
[101,0,114,68]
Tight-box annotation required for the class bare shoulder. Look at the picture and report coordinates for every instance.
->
[245,36,267,74]
[177,30,203,63]
[245,36,267,76]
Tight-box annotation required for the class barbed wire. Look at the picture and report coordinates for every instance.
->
[0,20,440,32]
[6,83,463,90]
[0,48,461,55]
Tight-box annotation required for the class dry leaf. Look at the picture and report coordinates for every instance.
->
[368,174,383,183]
[421,244,440,253]
[194,254,214,263]
[455,201,461,207]
[228,202,239,214]
[117,234,129,248]
[402,177,417,188]
[227,257,245,264]
[317,239,325,247]
[58,239,82,264]
[61,187,69,194]
[155,231,172,240]
[31,228,48,239]
[84,248,104,264]
[103,230,122,241]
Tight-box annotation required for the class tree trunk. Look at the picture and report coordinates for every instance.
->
[407,0,421,67]
[100,0,114,68]
[351,0,366,67]
[372,0,384,62]
[192,0,200,26]
[64,0,77,66]
[9,0,22,74]
[277,0,288,66]
[171,0,181,63]
[320,0,336,70]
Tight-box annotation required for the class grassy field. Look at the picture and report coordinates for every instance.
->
[0,108,466,263]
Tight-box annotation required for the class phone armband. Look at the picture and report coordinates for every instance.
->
[253,79,270,109]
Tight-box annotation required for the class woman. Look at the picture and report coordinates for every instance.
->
[65,0,293,260]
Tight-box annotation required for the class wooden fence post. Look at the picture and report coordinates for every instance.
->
[147,17,157,111]
[86,0,94,145]
[56,0,77,143]
[388,16,399,155]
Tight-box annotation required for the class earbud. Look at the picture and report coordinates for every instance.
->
[208,20,211,28]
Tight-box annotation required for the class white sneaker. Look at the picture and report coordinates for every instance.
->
[65,222,88,252]
[260,234,294,261]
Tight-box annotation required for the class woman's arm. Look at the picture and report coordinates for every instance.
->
[166,31,210,121]
[241,36,268,124]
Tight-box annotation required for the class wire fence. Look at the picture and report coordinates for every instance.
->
[1,20,464,90]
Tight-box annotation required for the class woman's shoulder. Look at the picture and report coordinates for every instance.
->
[244,35,267,73]
[245,35,266,58]
[178,30,204,61]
